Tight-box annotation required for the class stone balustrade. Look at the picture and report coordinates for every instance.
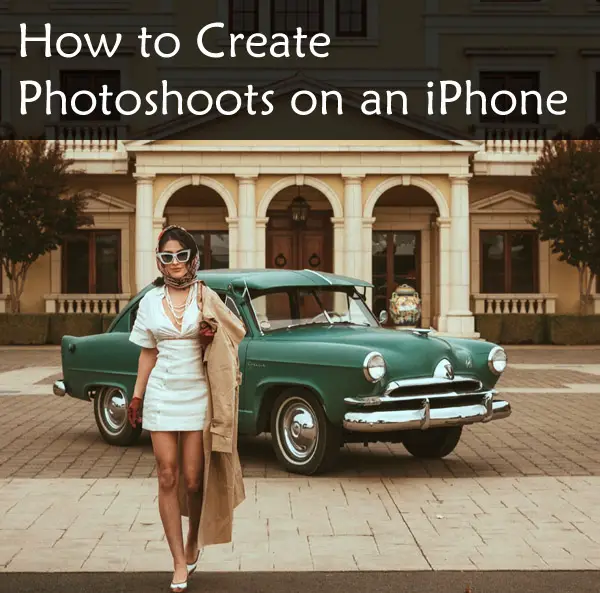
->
[472,293,557,315]
[44,294,131,315]
[44,124,128,152]
[473,125,551,155]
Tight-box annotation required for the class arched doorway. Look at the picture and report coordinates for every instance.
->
[164,184,232,270]
[367,184,441,328]
[266,185,334,273]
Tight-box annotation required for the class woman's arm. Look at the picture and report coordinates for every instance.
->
[132,346,158,400]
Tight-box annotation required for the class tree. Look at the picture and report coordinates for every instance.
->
[0,140,93,313]
[530,139,600,313]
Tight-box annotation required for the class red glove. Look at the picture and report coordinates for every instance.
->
[199,321,215,348]
[128,396,143,428]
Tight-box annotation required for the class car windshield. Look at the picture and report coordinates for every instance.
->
[248,287,379,332]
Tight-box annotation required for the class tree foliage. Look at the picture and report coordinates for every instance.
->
[530,139,600,311]
[0,140,93,313]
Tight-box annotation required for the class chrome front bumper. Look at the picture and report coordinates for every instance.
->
[343,390,511,433]
[53,380,66,397]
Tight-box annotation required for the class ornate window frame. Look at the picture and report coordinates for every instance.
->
[218,0,379,44]
[470,190,553,311]
[47,191,134,299]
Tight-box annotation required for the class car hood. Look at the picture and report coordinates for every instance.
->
[262,325,460,378]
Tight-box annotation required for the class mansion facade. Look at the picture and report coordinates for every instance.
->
[2,134,598,338]
[3,0,600,337]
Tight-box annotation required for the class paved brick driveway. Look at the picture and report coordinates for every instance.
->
[1,345,600,572]
[1,345,599,480]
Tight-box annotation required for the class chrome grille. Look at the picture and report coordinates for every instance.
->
[344,376,489,409]
[384,376,482,398]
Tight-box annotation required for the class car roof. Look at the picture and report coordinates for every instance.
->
[196,268,373,291]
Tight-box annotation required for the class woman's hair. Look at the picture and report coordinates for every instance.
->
[152,226,199,287]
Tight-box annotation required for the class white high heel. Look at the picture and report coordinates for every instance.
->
[187,551,200,576]
[170,580,187,592]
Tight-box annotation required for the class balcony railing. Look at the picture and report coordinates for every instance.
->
[472,293,557,315]
[44,294,131,315]
[45,124,128,152]
[473,125,551,154]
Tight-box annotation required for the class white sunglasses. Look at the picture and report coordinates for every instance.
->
[156,249,191,265]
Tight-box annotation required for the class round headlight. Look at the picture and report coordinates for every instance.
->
[363,352,386,382]
[488,346,507,375]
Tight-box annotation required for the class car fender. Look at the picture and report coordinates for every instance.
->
[250,377,331,434]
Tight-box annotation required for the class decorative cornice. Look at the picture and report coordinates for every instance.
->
[133,173,156,182]
[450,174,473,185]
[236,174,259,184]
[342,174,366,182]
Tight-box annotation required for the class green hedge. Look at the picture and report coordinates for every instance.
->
[0,314,50,345]
[0,314,116,345]
[48,314,104,345]
[500,314,547,345]
[474,315,502,344]
[475,314,600,345]
[547,315,600,345]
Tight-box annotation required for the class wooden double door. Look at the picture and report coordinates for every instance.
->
[266,211,333,273]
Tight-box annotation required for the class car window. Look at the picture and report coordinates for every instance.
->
[249,288,378,332]
[250,291,293,331]
[217,292,241,319]
[217,292,249,332]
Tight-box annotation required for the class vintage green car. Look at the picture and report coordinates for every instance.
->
[53,269,511,475]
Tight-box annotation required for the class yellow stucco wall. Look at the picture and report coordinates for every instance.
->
[19,253,51,314]
[550,253,581,314]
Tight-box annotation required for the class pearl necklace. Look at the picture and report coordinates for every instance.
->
[165,284,194,327]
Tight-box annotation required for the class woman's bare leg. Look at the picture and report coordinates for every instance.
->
[180,431,204,563]
[151,431,187,587]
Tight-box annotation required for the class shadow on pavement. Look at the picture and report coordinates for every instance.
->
[0,571,598,593]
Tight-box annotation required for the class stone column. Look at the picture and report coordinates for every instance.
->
[236,175,258,269]
[362,217,376,306]
[254,217,269,268]
[343,175,364,280]
[331,217,345,277]
[226,217,239,269]
[436,217,451,333]
[447,175,476,336]
[134,174,156,292]
[152,217,166,247]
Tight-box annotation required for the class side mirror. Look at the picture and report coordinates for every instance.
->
[379,310,388,324]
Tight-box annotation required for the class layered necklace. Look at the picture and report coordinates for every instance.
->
[165,283,195,328]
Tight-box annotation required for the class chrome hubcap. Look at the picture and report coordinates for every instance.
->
[279,398,318,462]
[101,388,127,433]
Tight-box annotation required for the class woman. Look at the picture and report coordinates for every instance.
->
[126,225,246,592]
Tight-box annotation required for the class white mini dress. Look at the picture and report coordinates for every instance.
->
[129,283,208,432]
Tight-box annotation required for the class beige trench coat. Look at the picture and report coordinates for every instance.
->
[177,281,247,548]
